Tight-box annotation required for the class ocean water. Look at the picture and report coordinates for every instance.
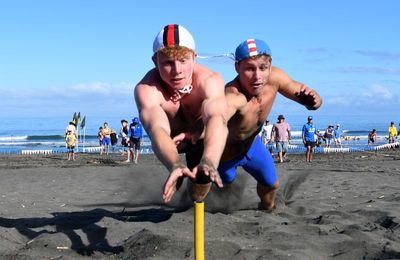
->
[0,114,398,154]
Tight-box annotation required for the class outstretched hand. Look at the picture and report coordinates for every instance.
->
[192,158,223,188]
[295,85,322,110]
[163,164,195,203]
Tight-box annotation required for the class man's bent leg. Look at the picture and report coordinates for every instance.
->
[257,181,279,210]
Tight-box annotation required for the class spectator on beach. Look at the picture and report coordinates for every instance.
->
[127,117,144,164]
[368,129,378,145]
[65,122,77,137]
[97,127,103,147]
[334,124,343,148]
[261,120,273,154]
[184,38,322,210]
[110,129,119,153]
[271,115,291,163]
[323,124,334,148]
[101,122,111,155]
[315,130,324,147]
[388,121,398,144]
[261,120,273,145]
[65,130,77,161]
[120,119,129,155]
[302,116,321,162]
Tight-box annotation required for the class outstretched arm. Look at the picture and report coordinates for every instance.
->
[273,67,322,110]
[135,84,195,203]
[193,74,228,187]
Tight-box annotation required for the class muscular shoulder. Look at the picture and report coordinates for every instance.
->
[135,69,165,108]
[193,64,224,95]
[269,66,292,89]
[225,78,247,108]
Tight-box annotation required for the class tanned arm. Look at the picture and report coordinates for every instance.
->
[272,67,322,110]
[193,74,228,187]
[135,82,195,202]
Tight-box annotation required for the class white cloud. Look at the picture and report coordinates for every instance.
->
[46,82,133,98]
[2,82,137,117]
[370,84,393,100]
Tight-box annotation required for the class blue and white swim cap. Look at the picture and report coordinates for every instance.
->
[235,39,271,62]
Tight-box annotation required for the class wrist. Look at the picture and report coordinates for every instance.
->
[169,161,185,172]
[200,157,217,170]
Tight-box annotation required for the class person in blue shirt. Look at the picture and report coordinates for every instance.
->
[127,117,144,164]
[334,124,343,148]
[302,116,321,162]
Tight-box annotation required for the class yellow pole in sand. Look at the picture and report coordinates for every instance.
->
[194,201,205,260]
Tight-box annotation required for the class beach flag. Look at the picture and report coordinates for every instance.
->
[72,112,77,123]
[80,116,86,129]
[72,112,81,125]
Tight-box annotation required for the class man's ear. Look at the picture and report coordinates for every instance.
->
[152,54,157,67]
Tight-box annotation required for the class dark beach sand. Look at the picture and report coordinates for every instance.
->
[0,150,399,259]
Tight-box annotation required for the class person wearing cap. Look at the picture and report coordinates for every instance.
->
[110,129,119,154]
[302,116,322,162]
[323,124,335,148]
[334,124,343,148]
[214,39,322,210]
[65,129,77,161]
[271,115,291,163]
[135,24,228,203]
[127,117,144,164]
[65,121,77,137]
[388,121,398,144]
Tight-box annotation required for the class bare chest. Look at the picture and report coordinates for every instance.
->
[161,94,203,135]
[228,94,276,142]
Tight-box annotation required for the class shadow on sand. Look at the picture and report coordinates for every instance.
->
[0,207,185,256]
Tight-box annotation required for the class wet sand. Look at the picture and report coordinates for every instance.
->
[0,150,399,259]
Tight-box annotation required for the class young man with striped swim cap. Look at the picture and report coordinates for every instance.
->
[217,39,322,210]
[135,24,228,203]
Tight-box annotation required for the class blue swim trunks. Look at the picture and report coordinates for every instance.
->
[102,137,111,145]
[218,136,277,187]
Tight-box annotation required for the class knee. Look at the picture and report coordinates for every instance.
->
[257,181,279,197]
[262,180,279,191]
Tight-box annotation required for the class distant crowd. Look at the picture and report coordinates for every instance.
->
[97,118,144,164]
[261,115,399,163]
[64,117,145,164]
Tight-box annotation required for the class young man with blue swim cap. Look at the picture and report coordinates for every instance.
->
[135,24,228,203]
[218,39,322,210]
[173,39,323,210]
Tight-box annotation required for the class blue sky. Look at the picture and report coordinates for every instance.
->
[1,1,399,119]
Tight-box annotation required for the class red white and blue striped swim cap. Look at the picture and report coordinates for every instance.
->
[235,39,271,62]
[153,24,196,53]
